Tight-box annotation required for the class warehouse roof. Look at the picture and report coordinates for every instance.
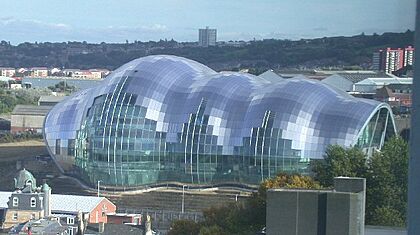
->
[11,105,52,116]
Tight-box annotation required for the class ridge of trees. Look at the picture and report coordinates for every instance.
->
[0,31,414,71]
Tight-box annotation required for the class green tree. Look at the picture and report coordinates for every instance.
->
[369,207,405,227]
[312,137,409,227]
[312,145,368,186]
[199,225,225,235]
[168,220,201,235]
[366,137,408,226]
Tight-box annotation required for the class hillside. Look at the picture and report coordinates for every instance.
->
[0,31,414,72]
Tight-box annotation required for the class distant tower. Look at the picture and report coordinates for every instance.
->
[42,183,51,217]
[384,48,405,73]
[373,47,415,72]
[198,27,217,47]
[404,46,415,67]
[372,50,384,71]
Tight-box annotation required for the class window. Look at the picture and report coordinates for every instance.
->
[12,197,18,207]
[68,139,75,156]
[56,139,61,155]
[31,213,36,220]
[67,217,75,225]
[30,197,36,207]
[67,228,74,235]
[12,213,18,220]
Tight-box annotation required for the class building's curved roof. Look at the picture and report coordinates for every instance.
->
[44,55,392,161]
[14,169,36,191]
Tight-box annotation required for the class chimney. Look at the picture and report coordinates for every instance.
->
[99,222,105,233]
[77,211,85,235]
[42,183,51,217]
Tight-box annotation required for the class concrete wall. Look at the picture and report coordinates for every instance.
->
[11,114,45,133]
[266,178,366,235]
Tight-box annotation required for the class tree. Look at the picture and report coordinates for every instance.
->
[168,220,201,235]
[366,137,408,225]
[312,145,368,186]
[369,207,405,227]
[312,137,409,227]
[199,225,225,235]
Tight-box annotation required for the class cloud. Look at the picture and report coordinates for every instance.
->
[313,27,328,32]
[0,17,169,43]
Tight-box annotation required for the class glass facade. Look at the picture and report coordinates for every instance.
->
[43,55,396,187]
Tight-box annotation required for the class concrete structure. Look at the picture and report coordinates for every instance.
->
[408,2,420,234]
[199,27,217,47]
[10,105,52,133]
[266,177,366,235]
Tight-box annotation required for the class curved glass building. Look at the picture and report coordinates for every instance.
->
[43,55,396,186]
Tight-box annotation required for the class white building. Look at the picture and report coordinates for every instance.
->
[0,67,16,77]
[31,67,48,77]
[199,27,217,47]
[321,71,394,92]
[354,77,412,93]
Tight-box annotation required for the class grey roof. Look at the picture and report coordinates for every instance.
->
[336,72,392,83]
[11,105,52,116]
[0,191,112,213]
[258,70,284,82]
[38,96,66,104]
[85,223,144,235]
[10,219,67,235]
[50,194,109,213]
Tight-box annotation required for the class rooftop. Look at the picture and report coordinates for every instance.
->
[0,191,111,213]
[85,223,144,235]
[11,105,52,116]
[38,96,66,104]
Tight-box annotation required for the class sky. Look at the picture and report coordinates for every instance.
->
[0,0,416,44]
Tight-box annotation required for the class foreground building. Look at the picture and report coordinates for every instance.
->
[43,55,396,187]
[266,177,366,235]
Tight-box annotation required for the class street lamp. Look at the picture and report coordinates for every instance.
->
[97,180,102,197]
[182,185,187,213]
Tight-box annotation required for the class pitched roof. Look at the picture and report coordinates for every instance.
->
[85,223,144,235]
[11,105,52,116]
[0,191,112,213]
[258,70,284,83]
[335,72,393,83]
[50,194,107,213]
[38,96,66,104]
